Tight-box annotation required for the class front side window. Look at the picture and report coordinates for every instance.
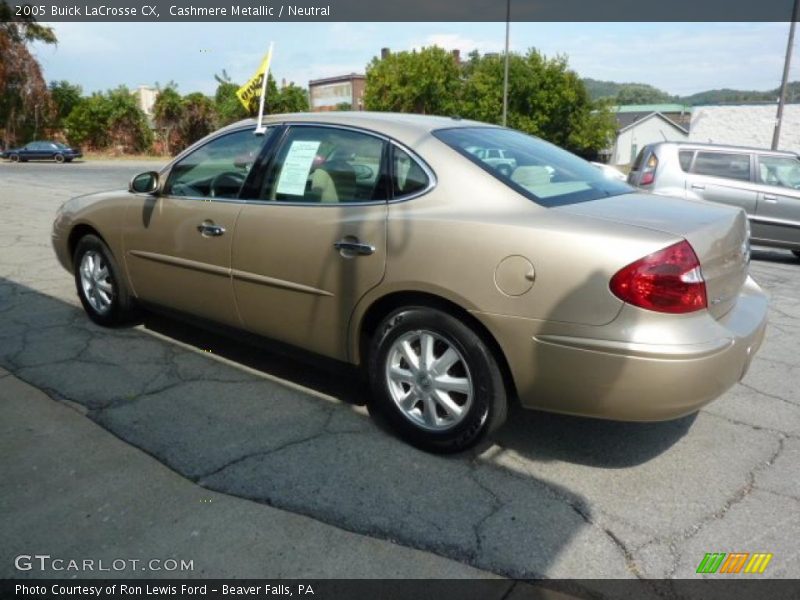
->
[260,126,387,203]
[166,129,271,199]
[692,152,751,182]
[434,127,631,207]
[757,155,800,190]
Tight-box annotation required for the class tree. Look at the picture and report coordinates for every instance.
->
[0,10,57,147]
[273,81,309,113]
[64,87,152,153]
[614,84,674,105]
[214,70,249,126]
[460,49,616,155]
[364,46,462,115]
[178,92,216,148]
[153,83,183,155]
[49,80,83,130]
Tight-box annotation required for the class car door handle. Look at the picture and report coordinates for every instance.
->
[197,222,226,237]
[763,194,778,203]
[334,239,375,256]
[691,184,705,190]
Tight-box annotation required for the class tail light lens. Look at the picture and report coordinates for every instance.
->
[610,240,707,314]
[638,154,658,186]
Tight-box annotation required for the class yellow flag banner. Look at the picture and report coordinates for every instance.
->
[236,47,273,111]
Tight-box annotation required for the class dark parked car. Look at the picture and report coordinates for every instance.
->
[2,141,82,163]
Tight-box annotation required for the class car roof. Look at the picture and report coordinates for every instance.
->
[649,140,798,157]
[219,112,494,146]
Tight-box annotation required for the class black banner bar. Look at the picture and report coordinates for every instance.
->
[3,579,800,600]
[1,0,799,22]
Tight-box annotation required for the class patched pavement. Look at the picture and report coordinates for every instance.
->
[1,160,798,584]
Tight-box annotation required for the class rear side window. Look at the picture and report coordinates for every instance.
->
[392,146,429,198]
[678,151,694,172]
[692,152,751,182]
[631,147,647,171]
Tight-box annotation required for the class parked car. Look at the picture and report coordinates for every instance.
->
[466,146,518,176]
[2,141,82,163]
[591,161,627,181]
[628,142,800,259]
[52,114,768,452]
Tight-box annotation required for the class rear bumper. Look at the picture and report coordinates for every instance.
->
[475,276,768,421]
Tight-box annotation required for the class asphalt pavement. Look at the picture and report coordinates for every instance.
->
[0,159,798,587]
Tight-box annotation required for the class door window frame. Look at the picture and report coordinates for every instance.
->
[689,150,755,183]
[160,126,280,203]
[246,122,437,207]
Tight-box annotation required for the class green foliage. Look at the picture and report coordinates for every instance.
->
[0,12,56,147]
[214,70,249,126]
[64,86,152,152]
[153,83,183,155]
[271,81,309,113]
[334,102,352,111]
[179,92,216,148]
[364,46,462,115]
[49,80,82,128]
[613,84,675,105]
[364,46,614,154]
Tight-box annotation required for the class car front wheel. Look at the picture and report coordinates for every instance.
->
[73,234,138,326]
[368,307,507,452]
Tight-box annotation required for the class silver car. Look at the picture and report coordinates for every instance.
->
[629,142,800,259]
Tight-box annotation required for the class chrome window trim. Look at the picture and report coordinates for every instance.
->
[156,121,438,207]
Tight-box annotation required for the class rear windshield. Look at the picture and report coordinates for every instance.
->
[434,127,632,207]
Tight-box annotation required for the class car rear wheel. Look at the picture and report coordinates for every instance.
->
[9,154,19,163]
[368,307,507,452]
[54,153,65,163]
[73,234,138,326]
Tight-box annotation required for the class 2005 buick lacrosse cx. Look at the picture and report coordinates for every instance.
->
[52,112,768,451]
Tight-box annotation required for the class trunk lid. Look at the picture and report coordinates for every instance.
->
[556,193,750,319]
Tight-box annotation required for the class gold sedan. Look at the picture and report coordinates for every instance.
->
[52,113,768,452]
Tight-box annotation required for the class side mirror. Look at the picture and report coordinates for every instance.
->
[129,171,159,194]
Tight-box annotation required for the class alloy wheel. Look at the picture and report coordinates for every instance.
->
[79,250,114,314]
[385,329,473,431]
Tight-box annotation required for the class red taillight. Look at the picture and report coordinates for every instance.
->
[610,240,707,314]
[639,171,655,185]
[638,154,658,186]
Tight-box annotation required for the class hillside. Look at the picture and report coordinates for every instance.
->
[583,78,800,105]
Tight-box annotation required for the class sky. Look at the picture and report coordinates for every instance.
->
[31,22,797,97]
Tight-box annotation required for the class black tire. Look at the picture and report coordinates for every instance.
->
[73,234,138,326]
[793,250,800,260]
[368,307,507,453]
[54,153,65,163]
[65,157,73,163]
[9,154,19,163]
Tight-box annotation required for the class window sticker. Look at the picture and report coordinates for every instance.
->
[276,140,321,196]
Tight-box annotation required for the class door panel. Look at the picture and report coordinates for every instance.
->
[123,196,243,326]
[753,189,800,246]
[231,124,390,360]
[232,203,387,360]
[121,127,272,325]
[751,154,800,247]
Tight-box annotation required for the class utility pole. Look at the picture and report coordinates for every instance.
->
[773,0,800,150]
[502,0,510,127]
